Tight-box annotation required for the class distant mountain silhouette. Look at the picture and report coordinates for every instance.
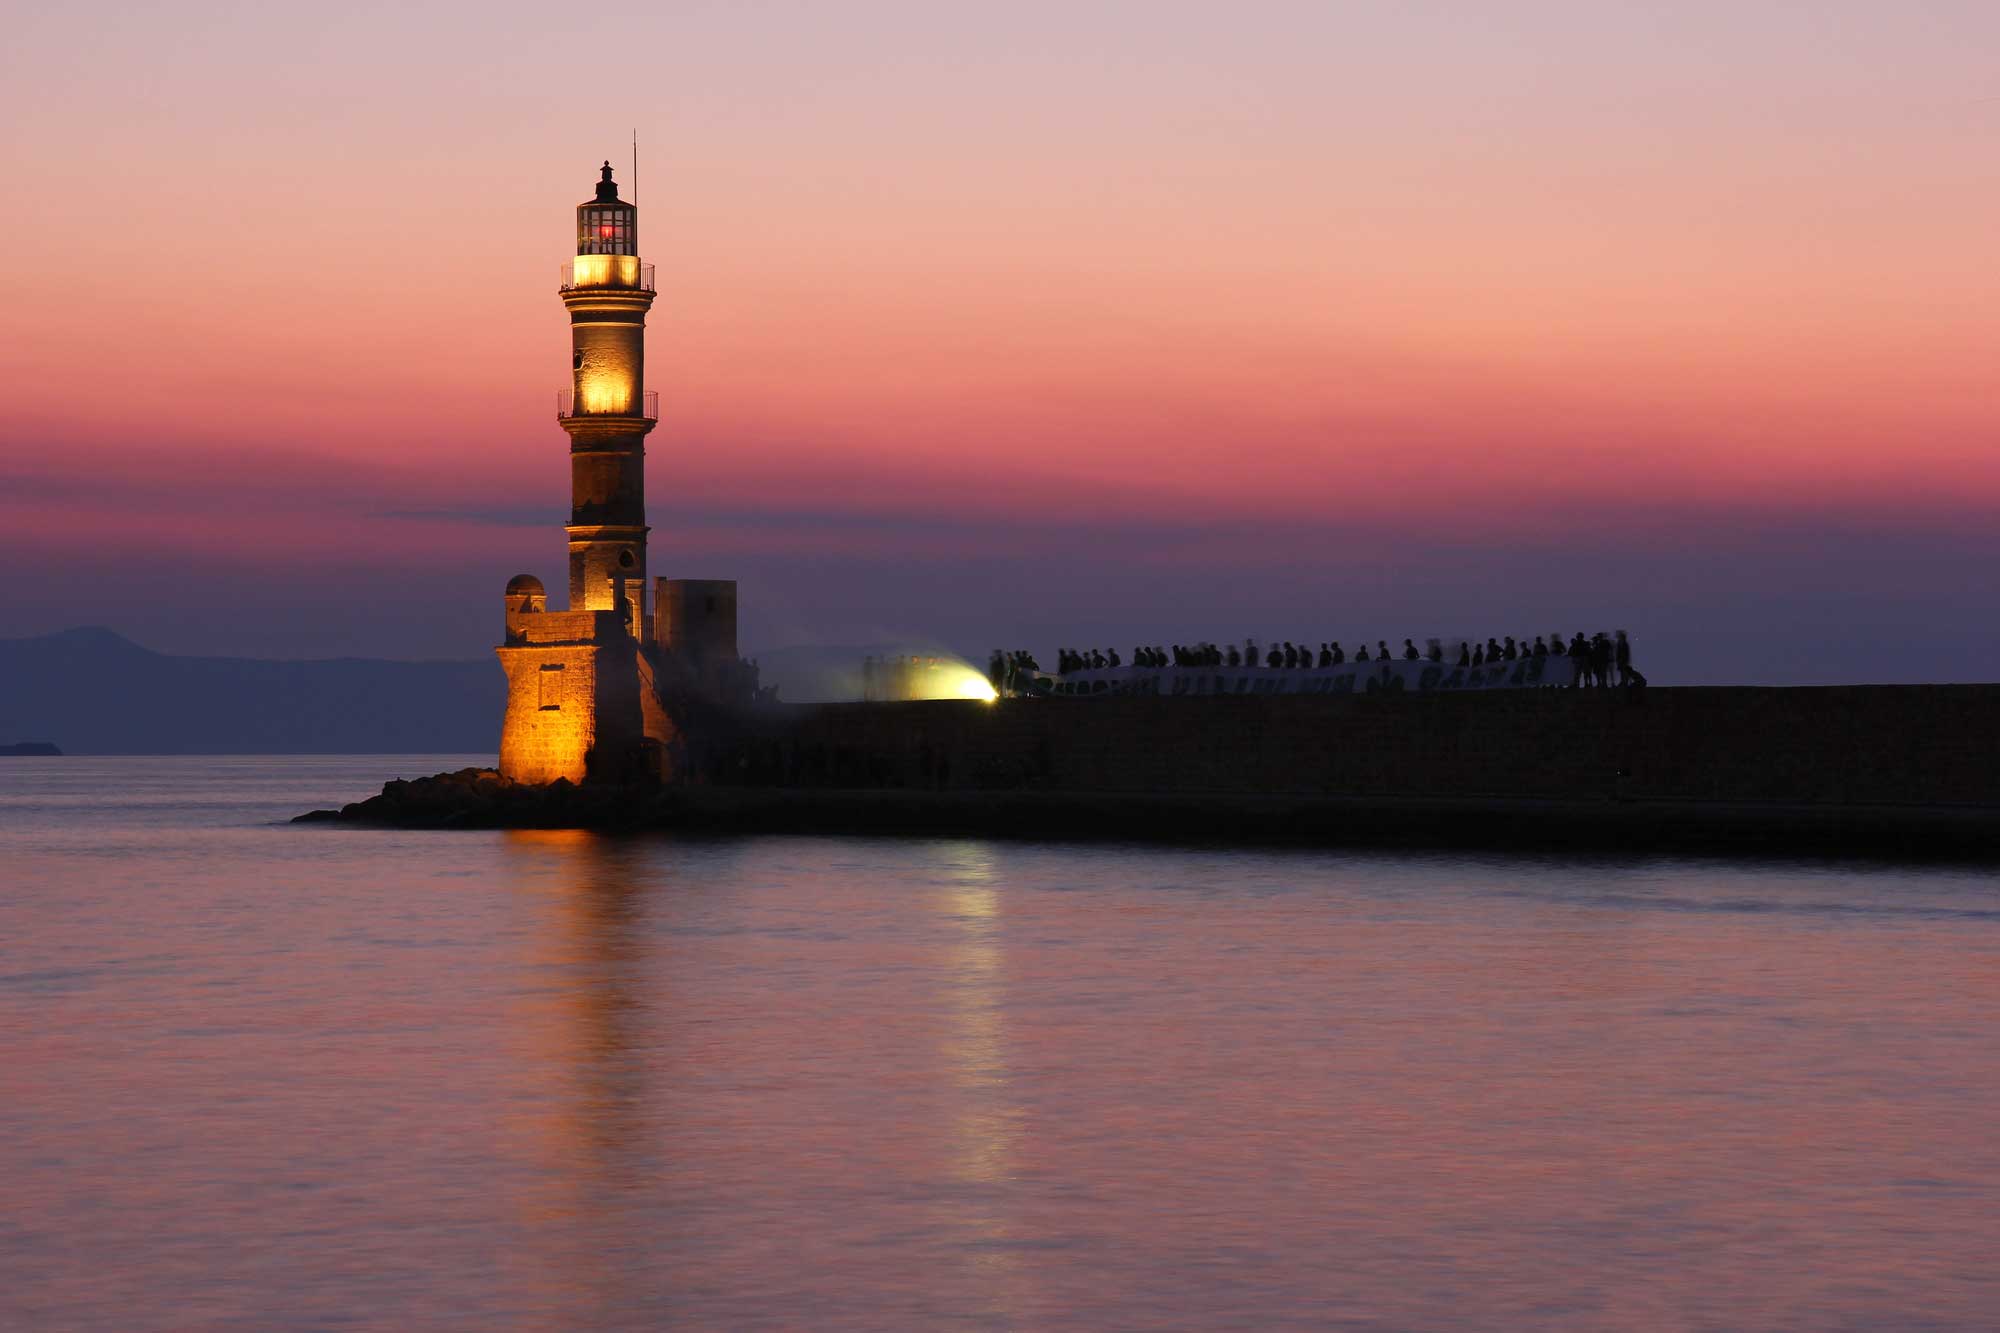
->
[0,628,505,755]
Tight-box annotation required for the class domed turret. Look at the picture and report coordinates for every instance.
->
[504,573,547,615]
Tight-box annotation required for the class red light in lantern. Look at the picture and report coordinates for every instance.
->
[599,224,614,239]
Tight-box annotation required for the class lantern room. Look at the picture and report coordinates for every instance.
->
[577,161,635,255]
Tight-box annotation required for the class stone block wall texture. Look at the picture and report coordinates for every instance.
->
[496,644,601,785]
[655,579,738,661]
[752,687,2000,807]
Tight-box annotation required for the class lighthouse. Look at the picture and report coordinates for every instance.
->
[562,161,656,619]
[492,160,751,787]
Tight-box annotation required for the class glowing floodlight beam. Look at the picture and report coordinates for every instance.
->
[884,658,999,703]
[918,660,998,702]
[944,666,1000,703]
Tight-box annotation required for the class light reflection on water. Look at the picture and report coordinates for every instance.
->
[4,757,2000,1330]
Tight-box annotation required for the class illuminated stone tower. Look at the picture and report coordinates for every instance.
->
[562,162,656,618]
[494,160,751,787]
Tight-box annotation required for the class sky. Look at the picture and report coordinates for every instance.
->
[2,0,1997,683]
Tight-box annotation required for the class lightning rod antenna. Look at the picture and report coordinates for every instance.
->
[632,129,638,205]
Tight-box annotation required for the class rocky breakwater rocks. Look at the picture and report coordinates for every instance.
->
[292,767,669,830]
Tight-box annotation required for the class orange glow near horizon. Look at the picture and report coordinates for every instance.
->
[4,1,2000,674]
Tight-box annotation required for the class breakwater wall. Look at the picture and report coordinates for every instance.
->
[303,686,2000,857]
[739,686,2000,808]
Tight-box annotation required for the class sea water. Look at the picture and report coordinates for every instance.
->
[4,756,1999,1330]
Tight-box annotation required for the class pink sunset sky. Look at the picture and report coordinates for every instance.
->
[2,1,1997,681]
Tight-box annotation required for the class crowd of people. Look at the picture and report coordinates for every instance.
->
[989,632,1643,695]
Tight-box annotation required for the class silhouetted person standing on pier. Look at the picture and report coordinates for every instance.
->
[1616,630,1644,687]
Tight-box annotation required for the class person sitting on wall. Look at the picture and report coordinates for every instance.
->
[1226,644,1241,667]
[1403,638,1420,661]
[1471,644,1484,666]
[1356,643,1370,662]
[1245,638,1259,667]
[1503,637,1518,661]
[1107,648,1121,668]
[1377,640,1391,662]
[1330,641,1345,665]
[1485,637,1503,663]
[1280,642,1295,668]
[1457,642,1471,667]
[1266,644,1283,668]
[1317,643,1333,668]
[1427,639,1444,662]
[1532,636,1548,658]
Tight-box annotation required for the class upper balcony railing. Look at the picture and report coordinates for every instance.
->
[560,258,656,293]
[558,389,659,422]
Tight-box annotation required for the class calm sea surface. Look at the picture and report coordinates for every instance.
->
[5,756,2000,1331]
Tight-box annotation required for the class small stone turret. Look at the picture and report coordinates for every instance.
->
[504,573,547,616]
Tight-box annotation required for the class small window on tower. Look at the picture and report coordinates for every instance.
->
[573,350,584,370]
[619,549,635,568]
[538,662,564,710]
